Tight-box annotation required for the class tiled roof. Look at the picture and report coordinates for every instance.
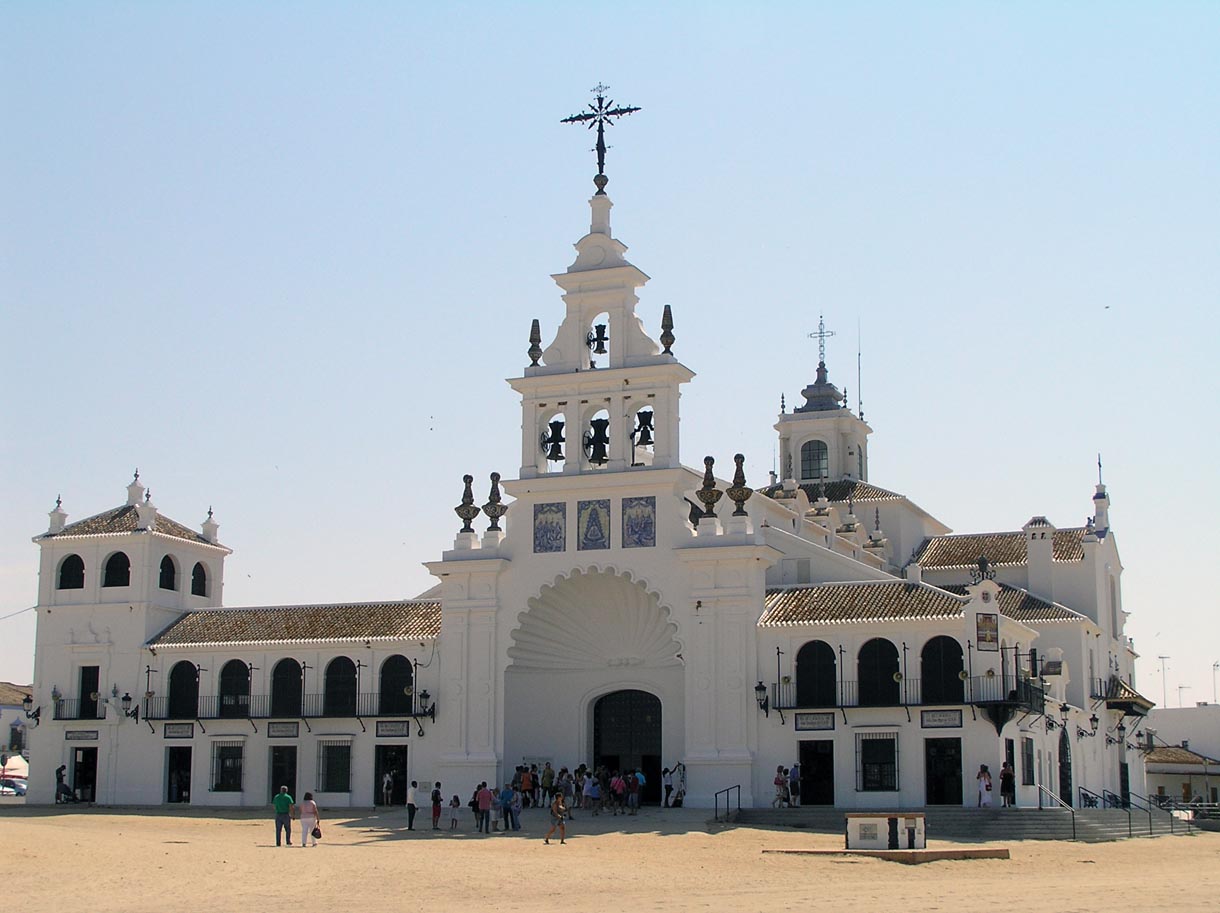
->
[1146,746,1220,766]
[757,479,904,504]
[759,582,968,626]
[148,600,441,648]
[0,682,32,705]
[39,504,217,547]
[939,584,1085,624]
[912,528,1087,569]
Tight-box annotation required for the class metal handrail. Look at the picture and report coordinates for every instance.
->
[1123,790,1156,835]
[714,784,741,823]
[1036,783,1076,840]
[1083,787,1131,837]
[1129,790,1183,835]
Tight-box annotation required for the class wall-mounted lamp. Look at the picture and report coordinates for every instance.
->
[1106,721,1128,746]
[754,681,770,718]
[1076,713,1100,740]
[21,694,40,725]
[120,693,140,723]
[411,689,436,737]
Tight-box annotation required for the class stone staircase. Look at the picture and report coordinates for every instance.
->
[732,804,1191,842]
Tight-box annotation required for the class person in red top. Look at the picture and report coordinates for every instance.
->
[476,782,495,834]
[520,767,534,807]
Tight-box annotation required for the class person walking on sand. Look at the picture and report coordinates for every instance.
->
[976,764,993,807]
[477,781,495,834]
[299,792,321,847]
[449,794,462,830]
[272,785,295,847]
[662,767,674,808]
[544,791,567,845]
[771,766,786,809]
[406,780,418,830]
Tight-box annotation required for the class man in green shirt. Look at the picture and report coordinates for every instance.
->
[272,785,295,846]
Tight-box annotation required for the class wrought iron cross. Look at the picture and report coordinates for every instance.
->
[807,314,836,364]
[561,84,641,193]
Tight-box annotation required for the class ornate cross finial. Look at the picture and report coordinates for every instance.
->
[55,494,62,510]
[482,472,508,531]
[561,84,641,194]
[726,454,754,517]
[528,319,543,367]
[207,506,214,520]
[807,314,835,365]
[1097,453,1104,485]
[133,468,140,482]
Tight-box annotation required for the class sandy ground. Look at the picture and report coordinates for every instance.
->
[1,800,1217,913]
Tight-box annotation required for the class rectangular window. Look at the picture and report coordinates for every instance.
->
[1021,738,1035,785]
[318,740,352,793]
[211,741,244,792]
[855,732,898,791]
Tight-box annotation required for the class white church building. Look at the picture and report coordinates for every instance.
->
[24,162,1154,812]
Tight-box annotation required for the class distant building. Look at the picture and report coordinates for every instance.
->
[0,681,32,758]
[24,172,1154,810]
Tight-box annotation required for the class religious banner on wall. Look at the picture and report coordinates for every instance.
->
[794,712,836,731]
[577,499,611,550]
[975,613,999,651]
[622,496,656,548]
[533,502,566,553]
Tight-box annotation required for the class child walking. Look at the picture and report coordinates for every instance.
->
[448,794,461,830]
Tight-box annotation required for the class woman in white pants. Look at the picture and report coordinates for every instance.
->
[299,792,321,846]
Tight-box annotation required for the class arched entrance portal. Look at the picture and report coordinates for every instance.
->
[593,690,662,805]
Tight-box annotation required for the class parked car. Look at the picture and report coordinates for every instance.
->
[0,778,27,796]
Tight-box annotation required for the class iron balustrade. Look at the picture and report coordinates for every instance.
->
[966,675,1046,713]
[1036,783,1077,840]
[145,692,417,720]
[769,675,1044,710]
[714,784,741,823]
[1089,678,1111,700]
[52,699,108,721]
[1082,786,1131,836]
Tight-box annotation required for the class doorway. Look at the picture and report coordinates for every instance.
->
[269,746,297,802]
[166,746,192,803]
[374,744,408,806]
[72,746,98,802]
[925,738,963,805]
[593,690,662,804]
[1058,729,1073,807]
[799,740,835,805]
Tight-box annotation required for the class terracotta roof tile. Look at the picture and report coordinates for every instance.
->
[757,479,903,504]
[148,600,441,648]
[1146,746,1220,766]
[39,504,218,547]
[913,528,1086,569]
[759,582,968,626]
[939,584,1085,624]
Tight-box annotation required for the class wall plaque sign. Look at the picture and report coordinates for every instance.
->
[975,613,999,651]
[163,723,194,739]
[65,730,98,741]
[577,499,611,550]
[533,502,566,553]
[622,496,656,548]
[267,722,299,738]
[794,712,836,732]
[921,710,963,729]
[376,721,411,738]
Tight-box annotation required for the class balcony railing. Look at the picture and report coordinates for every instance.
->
[144,692,417,721]
[52,698,108,721]
[769,674,1045,713]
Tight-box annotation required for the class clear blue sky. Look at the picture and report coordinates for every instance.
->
[3,3,1217,706]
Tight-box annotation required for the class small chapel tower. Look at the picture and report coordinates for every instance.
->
[774,317,872,486]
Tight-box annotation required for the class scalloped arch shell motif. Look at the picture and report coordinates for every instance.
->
[509,568,680,671]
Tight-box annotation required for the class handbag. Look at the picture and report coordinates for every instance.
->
[312,826,322,839]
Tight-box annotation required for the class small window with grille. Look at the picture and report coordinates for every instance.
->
[318,740,352,793]
[855,731,898,791]
[211,740,244,792]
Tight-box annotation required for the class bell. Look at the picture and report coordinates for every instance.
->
[634,410,654,446]
[585,418,610,464]
[540,419,566,462]
[587,323,608,355]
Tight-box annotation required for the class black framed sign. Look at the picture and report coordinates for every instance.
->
[921,710,963,729]
[376,721,411,737]
[794,712,835,732]
[163,723,194,739]
[267,722,299,738]
[65,730,98,741]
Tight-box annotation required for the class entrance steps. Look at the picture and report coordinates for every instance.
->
[733,805,1190,842]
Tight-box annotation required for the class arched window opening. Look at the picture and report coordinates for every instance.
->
[218,659,250,718]
[583,408,611,469]
[920,636,965,704]
[540,412,567,474]
[800,440,829,480]
[379,655,414,715]
[795,640,838,708]
[191,562,208,597]
[323,657,357,717]
[270,659,303,718]
[858,638,900,706]
[167,661,199,719]
[102,552,131,587]
[57,554,85,590]
[629,406,655,467]
[159,555,178,591]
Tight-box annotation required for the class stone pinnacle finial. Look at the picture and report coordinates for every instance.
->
[874,507,881,531]
[133,468,140,482]
[454,474,481,534]
[207,506,214,521]
[528,319,543,367]
[695,456,723,519]
[56,494,62,510]
[780,393,786,414]
[660,305,675,355]
[726,453,754,517]
[482,472,508,531]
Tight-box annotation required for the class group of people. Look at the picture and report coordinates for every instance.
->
[771,763,802,808]
[975,762,1017,807]
[271,785,322,847]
